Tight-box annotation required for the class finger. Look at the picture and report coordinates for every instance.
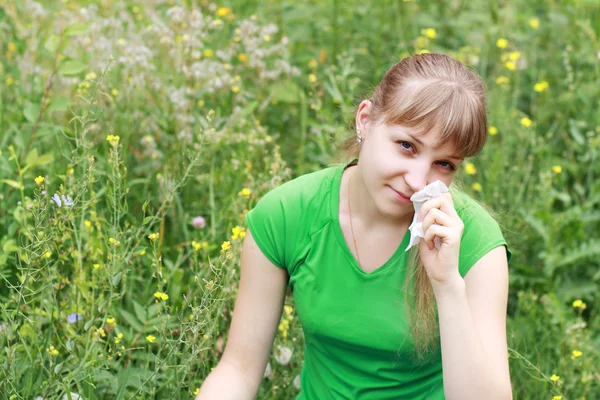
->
[421,208,454,234]
[423,224,453,248]
[420,193,456,220]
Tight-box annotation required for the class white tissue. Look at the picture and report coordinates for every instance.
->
[405,180,449,252]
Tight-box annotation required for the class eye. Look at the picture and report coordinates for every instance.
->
[438,161,456,171]
[397,141,414,152]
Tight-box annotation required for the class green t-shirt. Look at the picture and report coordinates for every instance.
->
[245,159,512,400]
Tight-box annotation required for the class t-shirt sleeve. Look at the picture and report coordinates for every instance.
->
[455,195,512,278]
[244,183,300,272]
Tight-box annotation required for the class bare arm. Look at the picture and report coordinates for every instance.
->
[196,229,289,399]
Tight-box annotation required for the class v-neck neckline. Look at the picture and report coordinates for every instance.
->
[330,159,411,277]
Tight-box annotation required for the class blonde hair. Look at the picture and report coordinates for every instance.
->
[340,53,489,362]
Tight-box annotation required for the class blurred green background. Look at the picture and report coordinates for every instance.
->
[0,0,598,399]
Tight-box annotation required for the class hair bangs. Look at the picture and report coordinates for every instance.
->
[380,80,487,158]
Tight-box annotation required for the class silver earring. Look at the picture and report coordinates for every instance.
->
[356,128,363,144]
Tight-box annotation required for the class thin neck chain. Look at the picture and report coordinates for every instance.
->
[347,169,362,268]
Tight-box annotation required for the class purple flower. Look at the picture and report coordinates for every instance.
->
[52,193,74,207]
[191,216,206,229]
[67,313,82,324]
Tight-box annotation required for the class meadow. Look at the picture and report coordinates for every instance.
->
[0,0,599,399]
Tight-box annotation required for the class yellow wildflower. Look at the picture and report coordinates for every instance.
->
[46,345,59,356]
[85,72,97,80]
[231,226,246,241]
[194,388,200,395]
[308,59,318,68]
[571,350,583,359]
[504,61,516,71]
[35,176,44,185]
[111,88,119,96]
[106,135,120,147]
[148,232,159,241]
[472,183,482,192]
[488,126,498,135]
[308,73,317,83]
[132,6,140,14]
[521,118,532,128]
[93,263,101,269]
[239,188,251,198]
[496,38,508,49]
[529,17,540,29]
[496,76,510,85]
[237,53,248,63]
[231,86,240,93]
[552,396,562,400]
[108,237,120,246]
[95,327,106,337]
[44,251,52,258]
[264,34,271,41]
[192,240,202,251]
[107,317,116,325]
[212,19,223,27]
[84,220,92,229]
[550,374,560,382]
[534,81,549,92]
[416,49,430,54]
[146,335,156,343]
[465,163,476,175]
[203,49,214,58]
[509,51,521,61]
[217,7,231,17]
[284,305,294,316]
[422,28,437,39]
[139,250,146,256]
[552,165,562,174]
[8,42,16,52]
[154,292,169,301]
[6,75,14,86]
[221,241,231,251]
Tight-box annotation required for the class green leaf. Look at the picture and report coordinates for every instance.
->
[46,97,70,112]
[44,35,60,54]
[270,81,302,103]
[111,272,121,286]
[119,309,145,332]
[3,239,19,253]
[133,300,147,323]
[84,319,94,331]
[36,154,54,165]
[64,22,89,37]
[1,180,23,190]
[23,102,40,124]
[54,362,64,375]
[58,60,87,76]
[25,148,38,167]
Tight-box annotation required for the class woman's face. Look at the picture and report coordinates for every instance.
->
[357,104,464,220]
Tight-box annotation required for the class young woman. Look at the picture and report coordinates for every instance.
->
[198,53,513,400]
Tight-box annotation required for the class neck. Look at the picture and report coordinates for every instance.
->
[347,166,414,231]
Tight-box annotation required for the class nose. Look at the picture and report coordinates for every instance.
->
[404,164,429,194]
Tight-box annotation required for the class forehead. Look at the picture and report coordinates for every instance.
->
[386,124,460,152]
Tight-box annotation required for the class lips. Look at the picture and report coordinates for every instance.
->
[389,185,412,200]
[388,185,410,201]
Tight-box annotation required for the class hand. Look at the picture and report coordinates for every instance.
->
[418,192,465,288]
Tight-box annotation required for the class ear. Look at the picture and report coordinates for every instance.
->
[355,100,373,135]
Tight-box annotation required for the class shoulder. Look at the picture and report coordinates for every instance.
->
[451,187,497,225]
[257,165,339,208]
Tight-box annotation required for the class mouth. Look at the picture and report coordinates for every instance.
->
[388,185,412,201]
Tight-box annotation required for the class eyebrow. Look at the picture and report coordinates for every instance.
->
[406,132,464,161]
